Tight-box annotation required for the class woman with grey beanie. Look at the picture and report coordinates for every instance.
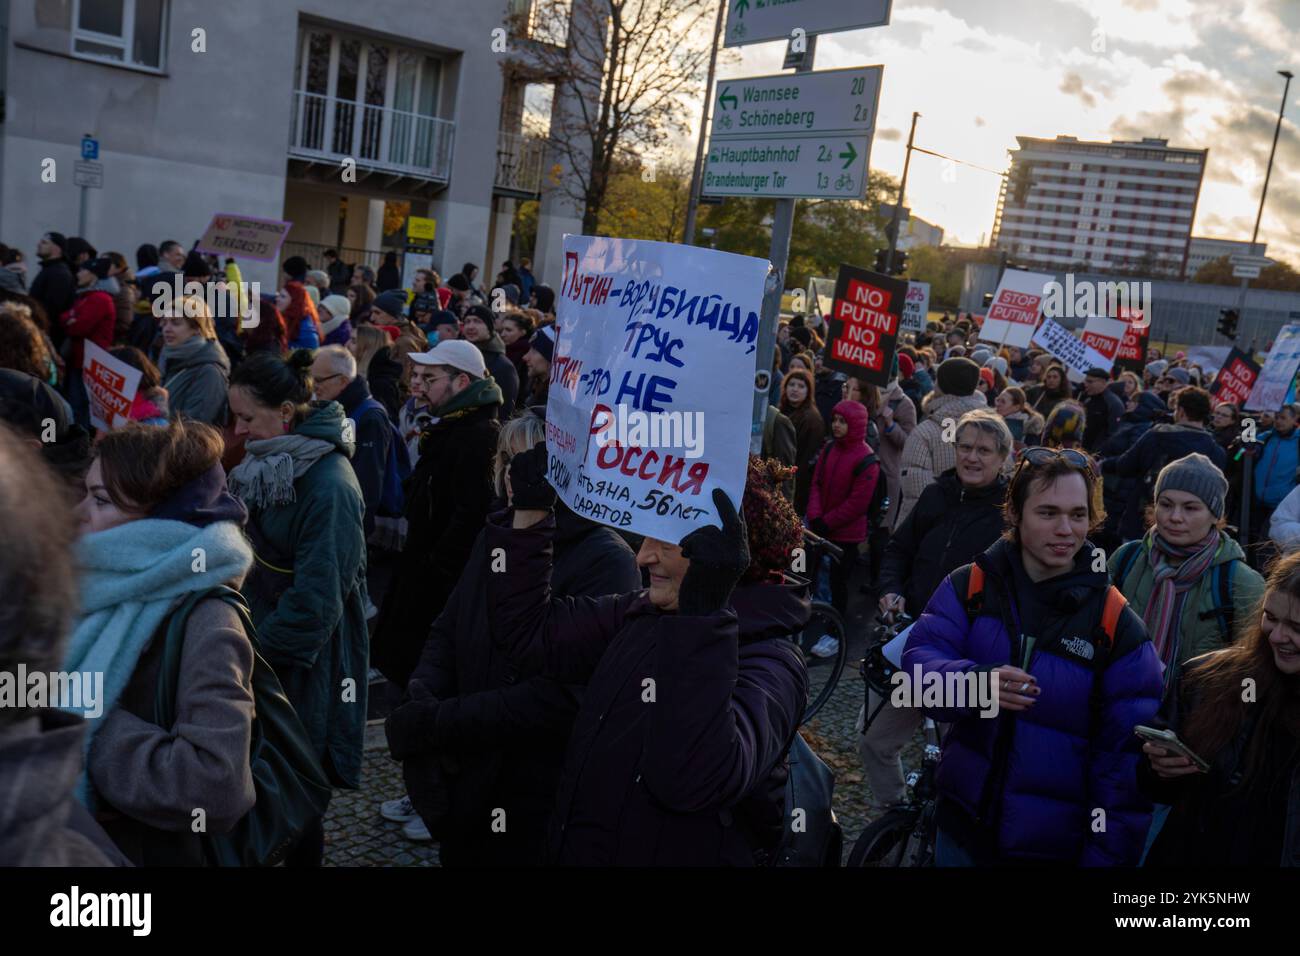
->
[1109,452,1264,698]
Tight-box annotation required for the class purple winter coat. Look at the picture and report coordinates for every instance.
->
[484,509,809,865]
[902,536,1162,865]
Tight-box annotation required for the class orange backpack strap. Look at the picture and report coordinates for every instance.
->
[966,564,985,604]
[1099,585,1127,648]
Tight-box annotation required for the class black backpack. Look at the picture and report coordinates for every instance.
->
[153,586,334,866]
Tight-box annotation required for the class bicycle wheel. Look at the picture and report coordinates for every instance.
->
[801,601,848,724]
[846,807,922,867]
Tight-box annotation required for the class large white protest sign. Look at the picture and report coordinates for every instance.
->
[83,341,142,430]
[1031,317,1113,383]
[901,280,930,335]
[1247,323,1300,411]
[978,269,1054,349]
[546,236,769,542]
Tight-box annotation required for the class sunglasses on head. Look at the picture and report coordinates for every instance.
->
[1018,446,1097,476]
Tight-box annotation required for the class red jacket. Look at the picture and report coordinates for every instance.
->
[807,399,880,544]
[61,288,116,372]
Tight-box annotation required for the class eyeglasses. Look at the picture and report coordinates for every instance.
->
[314,373,345,385]
[1018,446,1097,476]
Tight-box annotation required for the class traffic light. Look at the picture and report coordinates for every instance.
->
[874,248,890,273]
[1217,308,1239,340]
[891,250,909,276]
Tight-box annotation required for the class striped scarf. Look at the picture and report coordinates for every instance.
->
[1142,528,1220,685]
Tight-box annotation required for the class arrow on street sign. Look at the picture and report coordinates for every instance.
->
[734,0,749,17]
[838,142,857,169]
[718,86,737,111]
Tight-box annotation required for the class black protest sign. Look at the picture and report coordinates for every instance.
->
[823,264,907,387]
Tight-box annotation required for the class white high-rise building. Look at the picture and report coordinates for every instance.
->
[991,135,1207,277]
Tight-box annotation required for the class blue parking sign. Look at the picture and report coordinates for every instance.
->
[81,137,99,160]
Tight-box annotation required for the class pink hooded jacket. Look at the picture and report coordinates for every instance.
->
[806,399,880,544]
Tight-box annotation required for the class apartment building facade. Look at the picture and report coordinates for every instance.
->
[0,0,592,289]
[990,135,1207,278]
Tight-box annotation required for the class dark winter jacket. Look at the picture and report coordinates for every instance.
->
[878,469,1008,619]
[240,402,369,789]
[1082,384,1126,453]
[476,332,520,420]
[159,336,231,427]
[1097,392,1168,542]
[506,336,531,408]
[0,711,124,866]
[405,504,641,865]
[902,537,1162,865]
[807,399,880,544]
[814,368,842,430]
[1100,422,1227,542]
[31,257,76,341]
[786,402,826,516]
[365,345,404,422]
[372,378,502,687]
[1139,656,1300,866]
[337,375,392,538]
[483,508,810,866]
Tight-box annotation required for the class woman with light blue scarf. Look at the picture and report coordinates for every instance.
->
[66,420,257,866]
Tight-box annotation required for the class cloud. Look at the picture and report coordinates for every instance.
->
[876,127,903,142]
[1060,72,1098,108]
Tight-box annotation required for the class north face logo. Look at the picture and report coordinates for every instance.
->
[1060,636,1095,660]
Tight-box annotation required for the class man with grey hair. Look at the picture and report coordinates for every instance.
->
[312,344,393,539]
[0,424,124,865]
[862,407,1013,808]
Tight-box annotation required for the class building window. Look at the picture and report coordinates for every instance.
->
[71,0,167,71]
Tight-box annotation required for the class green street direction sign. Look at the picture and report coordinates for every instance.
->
[703,65,882,200]
[725,0,893,47]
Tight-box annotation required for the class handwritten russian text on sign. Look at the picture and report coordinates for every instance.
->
[1031,317,1113,383]
[1247,323,1300,411]
[83,341,142,431]
[1079,315,1128,367]
[196,214,293,263]
[978,270,1054,350]
[703,66,881,200]
[724,0,892,47]
[1210,348,1260,407]
[901,280,930,335]
[822,265,905,387]
[1113,307,1150,374]
[547,236,768,542]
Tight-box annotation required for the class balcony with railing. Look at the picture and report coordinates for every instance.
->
[289,90,455,184]
[494,130,548,198]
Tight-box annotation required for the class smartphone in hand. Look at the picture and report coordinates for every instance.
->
[1134,725,1210,773]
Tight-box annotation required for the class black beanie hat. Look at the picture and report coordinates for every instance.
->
[465,304,496,332]
[183,250,212,279]
[282,255,309,282]
[936,356,980,396]
[530,325,556,363]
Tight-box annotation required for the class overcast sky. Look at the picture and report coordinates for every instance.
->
[719,0,1300,265]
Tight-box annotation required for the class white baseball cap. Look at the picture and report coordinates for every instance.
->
[409,339,487,378]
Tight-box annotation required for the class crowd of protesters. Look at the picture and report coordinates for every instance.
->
[0,234,1297,868]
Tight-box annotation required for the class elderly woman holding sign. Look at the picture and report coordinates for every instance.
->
[481,449,812,866]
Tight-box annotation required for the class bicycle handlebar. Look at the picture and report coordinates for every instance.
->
[801,527,844,562]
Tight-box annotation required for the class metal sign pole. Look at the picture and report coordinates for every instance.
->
[766,35,816,282]
[751,267,785,454]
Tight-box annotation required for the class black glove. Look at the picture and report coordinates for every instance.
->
[508,442,556,511]
[809,517,831,539]
[402,751,452,838]
[677,488,750,616]
[385,679,440,762]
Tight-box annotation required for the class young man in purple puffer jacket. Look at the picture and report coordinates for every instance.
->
[902,449,1163,866]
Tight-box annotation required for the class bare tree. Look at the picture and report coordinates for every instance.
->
[518,0,717,234]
